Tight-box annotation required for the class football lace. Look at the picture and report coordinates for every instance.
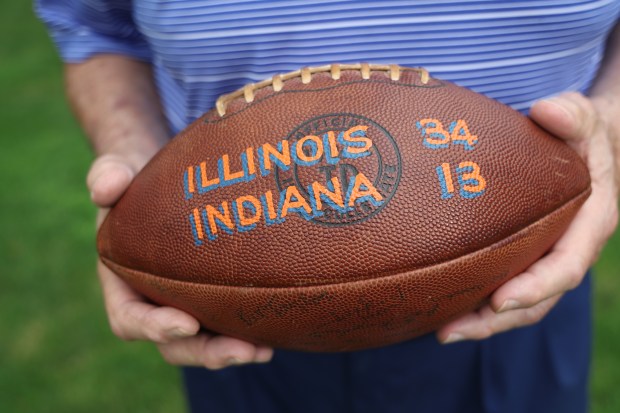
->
[215,63,430,117]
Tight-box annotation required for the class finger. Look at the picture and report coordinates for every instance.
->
[87,154,137,207]
[533,93,617,191]
[489,244,589,314]
[489,213,592,313]
[530,92,598,145]
[96,208,109,229]
[98,260,200,343]
[437,294,562,343]
[202,336,273,368]
[157,334,274,369]
[490,171,615,313]
[493,92,617,312]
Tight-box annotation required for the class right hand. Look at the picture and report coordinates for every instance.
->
[88,153,274,369]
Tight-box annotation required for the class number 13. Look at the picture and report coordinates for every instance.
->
[436,161,486,199]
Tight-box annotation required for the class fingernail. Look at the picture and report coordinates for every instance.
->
[443,333,464,344]
[167,327,194,339]
[497,299,521,313]
[227,357,245,366]
[90,176,101,201]
[255,348,273,363]
[543,97,574,120]
[89,173,104,201]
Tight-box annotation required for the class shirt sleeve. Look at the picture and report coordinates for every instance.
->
[34,0,151,63]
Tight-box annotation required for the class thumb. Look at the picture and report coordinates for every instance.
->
[530,92,599,146]
[87,154,138,207]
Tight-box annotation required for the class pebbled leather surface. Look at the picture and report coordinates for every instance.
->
[98,66,591,351]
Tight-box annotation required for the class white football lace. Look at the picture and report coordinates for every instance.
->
[215,63,430,117]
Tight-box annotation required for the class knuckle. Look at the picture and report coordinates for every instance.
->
[145,329,170,344]
[572,92,593,109]
[109,319,131,341]
[158,346,179,365]
[135,308,169,343]
[202,359,224,370]
[578,113,599,139]
[520,288,544,308]
[112,304,147,342]
[477,325,494,340]
[565,270,583,290]
[565,93,599,137]
[503,274,542,308]
[567,92,594,113]
[203,353,240,370]
[202,354,231,370]
[522,308,544,326]
[566,257,588,289]
[606,206,619,238]
[87,155,115,186]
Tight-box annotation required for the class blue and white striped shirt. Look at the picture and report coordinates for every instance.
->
[37,0,620,134]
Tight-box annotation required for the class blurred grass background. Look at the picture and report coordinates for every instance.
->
[0,2,184,413]
[0,2,618,412]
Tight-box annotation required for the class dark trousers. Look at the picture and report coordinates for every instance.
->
[184,274,591,413]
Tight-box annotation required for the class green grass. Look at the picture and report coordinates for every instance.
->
[592,228,620,413]
[0,3,184,413]
[1,2,619,413]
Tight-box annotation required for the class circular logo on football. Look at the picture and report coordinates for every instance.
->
[275,113,401,226]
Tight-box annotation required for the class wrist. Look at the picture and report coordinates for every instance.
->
[65,55,170,168]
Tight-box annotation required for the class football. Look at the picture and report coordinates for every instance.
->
[97,63,590,352]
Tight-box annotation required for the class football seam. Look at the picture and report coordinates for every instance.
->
[101,185,591,289]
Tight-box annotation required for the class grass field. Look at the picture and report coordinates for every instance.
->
[1,3,619,412]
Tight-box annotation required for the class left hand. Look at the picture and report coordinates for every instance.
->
[437,92,619,343]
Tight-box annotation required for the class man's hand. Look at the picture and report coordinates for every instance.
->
[90,154,274,368]
[437,92,619,343]
[66,55,273,368]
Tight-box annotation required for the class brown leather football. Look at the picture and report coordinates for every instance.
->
[97,63,591,352]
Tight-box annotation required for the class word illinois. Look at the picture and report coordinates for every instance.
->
[183,125,372,199]
[183,125,383,243]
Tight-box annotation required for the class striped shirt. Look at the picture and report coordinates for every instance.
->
[37,0,620,134]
